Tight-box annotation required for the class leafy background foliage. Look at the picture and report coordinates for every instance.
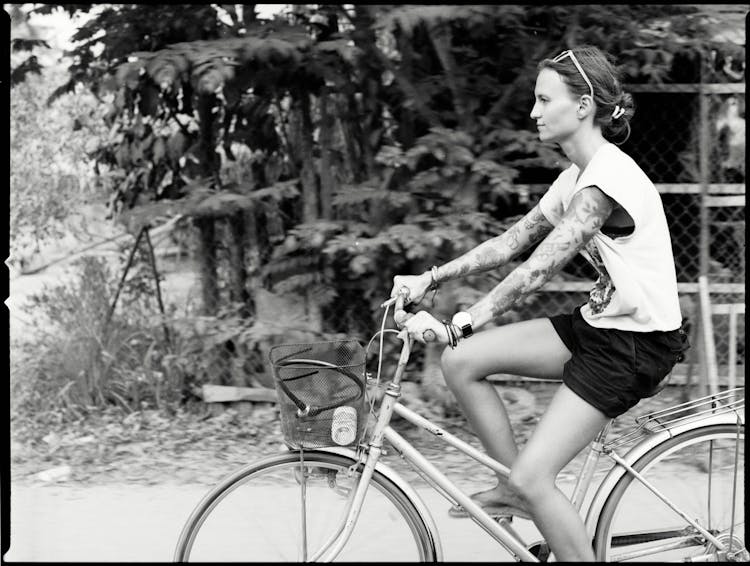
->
[9,64,108,260]
[10,4,745,420]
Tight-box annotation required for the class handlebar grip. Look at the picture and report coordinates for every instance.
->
[422,329,436,342]
[394,310,410,327]
[393,287,411,328]
[394,286,409,312]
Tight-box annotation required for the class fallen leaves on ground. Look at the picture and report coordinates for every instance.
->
[11,383,691,488]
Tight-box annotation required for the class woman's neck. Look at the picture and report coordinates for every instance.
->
[559,130,609,172]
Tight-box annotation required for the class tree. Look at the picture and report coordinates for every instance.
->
[10,64,106,265]
[21,4,742,405]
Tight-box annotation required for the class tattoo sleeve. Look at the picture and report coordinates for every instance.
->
[435,204,554,282]
[467,187,614,329]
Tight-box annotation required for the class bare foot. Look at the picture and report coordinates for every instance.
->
[449,483,531,519]
[470,484,527,510]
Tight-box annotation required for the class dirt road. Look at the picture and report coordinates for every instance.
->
[6,479,553,562]
[6,466,730,563]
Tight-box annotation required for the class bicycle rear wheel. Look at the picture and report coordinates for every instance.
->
[593,424,745,562]
[174,450,437,562]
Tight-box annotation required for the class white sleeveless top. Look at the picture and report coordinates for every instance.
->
[538,143,682,332]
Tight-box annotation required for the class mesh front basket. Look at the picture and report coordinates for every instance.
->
[270,339,367,449]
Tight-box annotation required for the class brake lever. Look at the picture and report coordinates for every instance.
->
[381,287,410,309]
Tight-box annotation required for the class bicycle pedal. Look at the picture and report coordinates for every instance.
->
[527,540,550,562]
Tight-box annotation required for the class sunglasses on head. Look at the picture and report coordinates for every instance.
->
[552,50,594,99]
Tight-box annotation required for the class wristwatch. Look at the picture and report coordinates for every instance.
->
[451,311,473,339]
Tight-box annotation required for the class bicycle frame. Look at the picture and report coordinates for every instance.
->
[311,330,744,562]
[314,333,546,561]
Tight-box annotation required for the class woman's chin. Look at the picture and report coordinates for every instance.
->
[538,130,560,144]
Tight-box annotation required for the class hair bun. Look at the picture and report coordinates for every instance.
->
[606,92,634,143]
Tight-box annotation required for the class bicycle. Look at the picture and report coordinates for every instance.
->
[174,291,745,562]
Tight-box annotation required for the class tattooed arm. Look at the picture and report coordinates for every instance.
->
[390,203,554,304]
[436,203,554,281]
[466,187,614,329]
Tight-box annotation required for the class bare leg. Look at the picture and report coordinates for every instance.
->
[441,318,571,504]
[509,384,610,561]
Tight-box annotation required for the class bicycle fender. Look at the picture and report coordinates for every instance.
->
[583,410,744,534]
[316,446,444,561]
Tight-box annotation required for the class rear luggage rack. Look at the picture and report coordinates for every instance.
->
[608,387,744,448]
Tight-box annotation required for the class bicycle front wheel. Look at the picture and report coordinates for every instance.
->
[174,450,437,562]
[594,424,745,562]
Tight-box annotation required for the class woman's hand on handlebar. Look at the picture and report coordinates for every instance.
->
[390,273,432,306]
[394,310,450,345]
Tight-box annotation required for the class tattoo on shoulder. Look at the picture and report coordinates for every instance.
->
[572,187,613,229]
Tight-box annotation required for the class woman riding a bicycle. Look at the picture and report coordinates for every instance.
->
[391,45,689,562]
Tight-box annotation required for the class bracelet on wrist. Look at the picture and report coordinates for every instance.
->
[429,265,439,291]
[441,321,451,348]
[451,323,461,345]
[442,320,459,348]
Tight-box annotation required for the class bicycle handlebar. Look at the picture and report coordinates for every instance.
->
[385,287,437,343]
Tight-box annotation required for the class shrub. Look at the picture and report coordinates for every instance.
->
[11,255,180,419]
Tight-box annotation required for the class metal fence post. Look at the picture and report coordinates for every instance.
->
[698,275,720,395]
[698,76,710,279]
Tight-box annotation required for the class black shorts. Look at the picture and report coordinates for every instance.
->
[549,306,689,418]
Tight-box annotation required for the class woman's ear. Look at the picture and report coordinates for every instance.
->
[577,95,594,119]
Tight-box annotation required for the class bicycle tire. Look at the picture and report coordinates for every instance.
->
[173,450,437,562]
[593,424,745,562]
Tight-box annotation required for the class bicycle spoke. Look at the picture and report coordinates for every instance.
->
[299,456,308,561]
[727,425,741,557]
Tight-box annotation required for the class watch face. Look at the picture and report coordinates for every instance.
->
[452,311,472,327]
